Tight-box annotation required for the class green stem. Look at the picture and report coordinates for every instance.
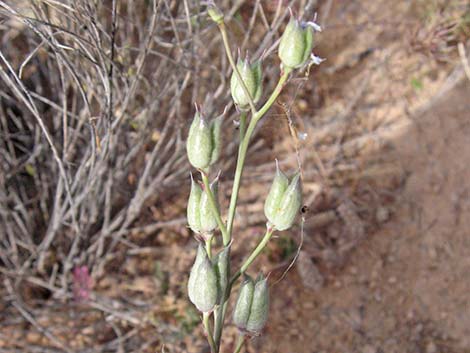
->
[213,70,291,352]
[213,297,227,351]
[205,234,213,258]
[218,22,257,116]
[203,312,217,353]
[200,173,229,243]
[233,334,245,353]
[238,111,247,140]
[226,69,291,237]
[231,227,275,285]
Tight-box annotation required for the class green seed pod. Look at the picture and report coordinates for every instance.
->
[233,276,254,330]
[272,173,302,231]
[187,244,206,300]
[209,116,223,165]
[188,245,218,312]
[207,4,224,24]
[264,161,289,225]
[187,175,202,233]
[214,246,230,304]
[186,112,213,170]
[199,177,219,234]
[279,18,314,69]
[246,274,269,333]
[264,165,303,231]
[230,58,263,109]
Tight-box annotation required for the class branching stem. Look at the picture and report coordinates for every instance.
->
[231,227,275,285]
[226,68,291,237]
[209,16,293,353]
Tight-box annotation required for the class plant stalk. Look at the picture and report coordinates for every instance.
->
[203,312,217,353]
[226,69,291,237]
[211,18,293,350]
[233,334,245,353]
[213,70,290,350]
[205,234,213,258]
[231,226,275,285]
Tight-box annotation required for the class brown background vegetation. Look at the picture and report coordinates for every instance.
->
[1,0,469,352]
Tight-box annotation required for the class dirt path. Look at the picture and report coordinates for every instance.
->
[250,81,470,353]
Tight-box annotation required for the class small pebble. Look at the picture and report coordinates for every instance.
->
[362,344,377,353]
[426,341,438,353]
[376,206,390,223]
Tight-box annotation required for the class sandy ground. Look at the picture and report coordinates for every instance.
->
[249,80,470,353]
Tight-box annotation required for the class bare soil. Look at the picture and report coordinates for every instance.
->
[252,81,470,353]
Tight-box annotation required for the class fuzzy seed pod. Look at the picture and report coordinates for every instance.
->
[264,165,302,231]
[279,18,314,69]
[207,4,224,24]
[186,176,220,235]
[187,175,203,233]
[186,112,213,169]
[264,161,289,225]
[230,58,263,109]
[199,177,219,234]
[188,244,205,300]
[187,245,218,312]
[233,276,254,330]
[246,274,269,333]
[209,116,223,165]
[274,173,302,230]
[214,246,230,304]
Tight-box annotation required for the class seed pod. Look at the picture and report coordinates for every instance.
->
[187,244,206,300]
[214,246,230,304]
[207,4,224,24]
[264,165,302,231]
[273,173,302,231]
[209,116,223,165]
[264,161,289,225]
[279,18,314,69]
[246,274,269,333]
[199,177,219,234]
[187,175,202,233]
[187,112,213,170]
[188,245,218,312]
[230,58,263,109]
[233,275,254,330]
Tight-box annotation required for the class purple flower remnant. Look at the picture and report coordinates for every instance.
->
[73,265,92,302]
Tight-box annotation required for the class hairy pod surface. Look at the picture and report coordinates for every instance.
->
[264,165,302,230]
[187,244,206,304]
[214,246,230,304]
[207,4,224,24]
[186,112,213,169]
[230,59,263,109]
[210,116,223,165]
[187,245,218,312]
[279,19,314,69]
[264,162,289,225]
[233,276,255,330]
[187,176,203,233]
[199,178,219,233]
[273,173,302,230]
[246,275,269,333]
